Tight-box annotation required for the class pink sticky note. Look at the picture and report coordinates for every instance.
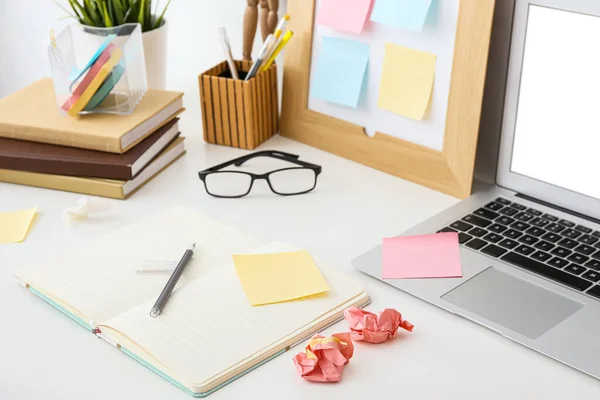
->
[382,232,462,279]
[316,0,374,34]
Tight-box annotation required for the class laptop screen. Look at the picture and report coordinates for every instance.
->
[510,5,600,201]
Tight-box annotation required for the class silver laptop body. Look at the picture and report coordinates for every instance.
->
[353,0,600,379]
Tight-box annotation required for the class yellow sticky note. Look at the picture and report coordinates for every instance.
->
[0,208,36,243]
[233,251,330,306]
[378,43,436,121]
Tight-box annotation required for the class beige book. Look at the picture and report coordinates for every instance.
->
[0,137,186,199]
[14,207,369,397]
[0,78,184,153]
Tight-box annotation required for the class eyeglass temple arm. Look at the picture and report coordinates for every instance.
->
[199,150,321,174]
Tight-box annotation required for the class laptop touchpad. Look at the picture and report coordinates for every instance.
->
[441,267,583,339]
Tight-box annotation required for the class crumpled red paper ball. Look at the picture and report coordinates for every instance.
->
[343,307,414,344]
[292,332,354,382]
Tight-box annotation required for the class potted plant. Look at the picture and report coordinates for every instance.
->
[57,0,172,89]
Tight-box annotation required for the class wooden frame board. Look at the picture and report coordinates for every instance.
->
[281,0,496,199]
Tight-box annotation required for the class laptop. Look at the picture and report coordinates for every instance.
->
[353,0,600,379]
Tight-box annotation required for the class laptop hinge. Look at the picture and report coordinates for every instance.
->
[516,193,600,225]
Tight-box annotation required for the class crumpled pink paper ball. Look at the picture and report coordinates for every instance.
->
[343,307,414,344]
[292,332,354,382]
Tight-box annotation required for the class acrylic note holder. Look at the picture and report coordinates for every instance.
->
[198,61,279,150]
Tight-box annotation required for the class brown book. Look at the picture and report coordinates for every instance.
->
[0,119,180,180]
[0,78,184,153]
[0,137,186,200]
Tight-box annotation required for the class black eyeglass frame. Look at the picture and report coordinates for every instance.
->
[198,150,323,198]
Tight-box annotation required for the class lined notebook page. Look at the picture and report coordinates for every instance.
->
[101,243,365,390]
[15,207,263,324]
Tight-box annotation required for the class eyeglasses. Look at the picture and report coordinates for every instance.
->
[198,150,322,198]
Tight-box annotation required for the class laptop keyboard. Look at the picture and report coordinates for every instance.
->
[439,197,600,300]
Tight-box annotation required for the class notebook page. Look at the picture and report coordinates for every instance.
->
[15,207,263,325]
[101,243,365,389]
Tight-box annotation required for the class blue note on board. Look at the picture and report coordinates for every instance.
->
[370,0,433,31]
[311,37,370,108]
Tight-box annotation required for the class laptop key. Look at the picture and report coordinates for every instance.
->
[534,241,555,252]
[504,229,523,239]
[514,244,535,256]
[562,229,581,239]
[527,208,542,216]
[439,227,458,234]
[501,252,593,291]
[586,285,600,299]
[542,232,561,243]
[530,218,549,228]
[593,231,600,239]
[515,212,534,222]
[495,198,511,205]
[559,219,576,228]
[499,207,519,217]
[593,250,600,261]
[525,227,545,237]
[451,221,473,231]
[585,259,600,271]
[582,271,600,283]
[531,251,552,262]
[546,223,565,233]
[462,215,492,228]
[466,238,487,250]
[481,244,508,258]
[567,253,589,264]
[558,238,578,249]
[458,233,473,244]
[574,244,595,256]
[510,203,527,211]
[485,202,504,211]
[468,227,487,238]
[488,223,507,234]
[575,225,593,234]
[511,221,531,231]
[474,208,499,220]
[483,233,503,243]
[548,258,569,269]
[519,235,539,245]
[497,216,515,226]
[499,239,519,249]
[565,264,586,276]
[550,247,572,258]
[578,235,598,245]
[542,214,559,222]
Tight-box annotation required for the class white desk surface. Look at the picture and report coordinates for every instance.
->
[1,111,599,400]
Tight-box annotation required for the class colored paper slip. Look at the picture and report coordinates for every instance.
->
[316,0,374,34]
[378,43,436,121]
[68,34,117,83]
[233,250,330,306]
[382,232,462,279]
[311,37,369,108]
[0,208,37,243]
[370,0,433,31]
[84,62,125,111]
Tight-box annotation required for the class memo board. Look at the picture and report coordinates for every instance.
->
[280,0,496,199]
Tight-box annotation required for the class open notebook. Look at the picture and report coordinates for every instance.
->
[14,207,369,397]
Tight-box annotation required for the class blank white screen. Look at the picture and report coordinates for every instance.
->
[511,5,600,200]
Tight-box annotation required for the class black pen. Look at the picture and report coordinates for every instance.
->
[149,243,195,318]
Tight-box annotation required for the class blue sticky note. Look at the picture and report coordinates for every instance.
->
[311,37,369,108]
[370,0,433,31]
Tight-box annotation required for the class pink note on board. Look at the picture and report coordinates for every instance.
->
[316,0,375,34]
[382,232,462,279]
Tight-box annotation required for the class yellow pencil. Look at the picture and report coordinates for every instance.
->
[260,30,294,72]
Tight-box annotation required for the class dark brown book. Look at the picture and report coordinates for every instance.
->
[0,119,180,180]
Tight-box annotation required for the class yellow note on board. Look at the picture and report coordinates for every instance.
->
[0,208,36,243]
[378,43,437,121]
[233,250,331,306]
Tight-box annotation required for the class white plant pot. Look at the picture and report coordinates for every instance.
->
[142,21,168,89]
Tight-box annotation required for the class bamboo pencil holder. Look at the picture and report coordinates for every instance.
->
[198,61,279,150]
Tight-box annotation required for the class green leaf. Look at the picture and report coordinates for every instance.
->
[84,0,103,26]
[101,1,114,27]
[152,0,170,30]
[113,0,125,25]
[138,0,147,31]
[68,0,95,26]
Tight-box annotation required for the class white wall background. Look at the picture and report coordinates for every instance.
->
[0,0,287,136]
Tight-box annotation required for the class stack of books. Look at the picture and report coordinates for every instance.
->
[0,78,186,199]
